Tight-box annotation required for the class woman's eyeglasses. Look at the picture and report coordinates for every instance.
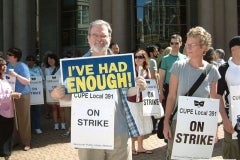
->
[134,55,144,59]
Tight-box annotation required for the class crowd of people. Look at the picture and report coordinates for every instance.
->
[0,19,240,160]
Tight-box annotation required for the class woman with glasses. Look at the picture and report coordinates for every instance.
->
[163,27,221,159]
[6,48,31,151]
[127,49,153,155]
[0,57,21,160]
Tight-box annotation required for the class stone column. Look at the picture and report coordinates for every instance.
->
[214,0,225,49]
[112,0,128,53]
[102,0,112,23]
[13,0,36,59]
[3,0,13,53]
[224,0,238,57]
[89,0,102,22]
[39,0,60,56]
[198,0,214,39]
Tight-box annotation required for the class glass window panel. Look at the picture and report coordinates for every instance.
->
[62,0,89,49]
[76,29,88,47]
[76,5,89,26]
[136,0,187,49]
[62,29,76,47]
[62,11,76,29]
[62,0,75,10]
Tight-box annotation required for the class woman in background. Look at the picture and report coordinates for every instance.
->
[44,52,66,130]
[163,26,220,159]
[0,57,21,160]
[128,49,153,155]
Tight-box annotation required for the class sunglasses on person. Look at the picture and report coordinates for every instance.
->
[170,42,179,45]
[7,53,14,56]
[134,55,144,59]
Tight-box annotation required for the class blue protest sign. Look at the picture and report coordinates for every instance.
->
[60,53,135,94]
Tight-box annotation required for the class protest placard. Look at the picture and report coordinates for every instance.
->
[60,54,135,94]
[230,85,240,139]
[45,75,60,103]
[142,79,164,118]
[71,90,116,150]
[171,96,219,159]
[30,76,44,105]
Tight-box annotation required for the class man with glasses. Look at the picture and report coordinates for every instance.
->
[157,34,186,139]
[51,19,147,160]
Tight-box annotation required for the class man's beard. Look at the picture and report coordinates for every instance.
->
[91,43,109,53]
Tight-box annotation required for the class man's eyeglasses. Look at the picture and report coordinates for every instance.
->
[89,33,109,39]
[170,42,179,45]
[134,55,144,59]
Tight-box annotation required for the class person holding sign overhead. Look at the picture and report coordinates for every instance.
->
[163,27,220,159]
[51,20,147,160]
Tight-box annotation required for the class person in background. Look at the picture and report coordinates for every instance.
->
[159,34,186,106]
[42,51,53,119]
[109,42,120,54]
[158,35,186,141]
[163,26,220,159]
[26,55,45,134]
[60,51,73,137]
[153,44,162,68]
[6,48,31,151]
[146,45,160,134]
[128,49,153,155]
[51,19,147,160]
[0,57,21,160]
[217,36,240,159]
[44,52,66,130]
[203,47,217,66]
[162,46,172,56]
[214,48,226,67]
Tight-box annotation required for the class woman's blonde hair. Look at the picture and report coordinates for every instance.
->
[187,26,212,49]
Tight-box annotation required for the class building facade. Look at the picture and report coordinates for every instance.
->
[0,0,239,59]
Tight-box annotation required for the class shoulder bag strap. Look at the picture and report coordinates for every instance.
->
[51,67,59,75]
[170,63,213,120]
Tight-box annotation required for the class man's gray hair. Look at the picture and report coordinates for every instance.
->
[88,20,112,37]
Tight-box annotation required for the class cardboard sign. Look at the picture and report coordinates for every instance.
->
[45,75,60,103]
[171,96,219,159]
[5,74,16,91]
[142,79,164,118]
[229,85,240,139]
[71,90,116,150]
[30,76,44,105]
[60,54,135,94]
